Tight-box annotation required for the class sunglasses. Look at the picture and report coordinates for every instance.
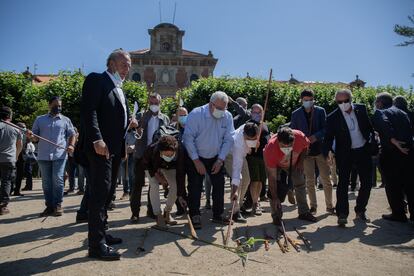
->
[336,99,350,104]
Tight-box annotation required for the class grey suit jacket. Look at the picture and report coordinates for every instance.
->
[133,110,170,159]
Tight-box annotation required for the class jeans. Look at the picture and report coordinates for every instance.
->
[0,162,15,206]
[187,155,225,218]
[38,159,67,208]
[14,155,24,193]
[23,160,34,190]
[120,153,135,194]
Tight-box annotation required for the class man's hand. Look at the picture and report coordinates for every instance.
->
[94,140,110,159]
[178,196,187,209]
[67,145,75,156]
[391,138,409,155]
[129,118,138,129]
[193,159,206,175]
[211,159,223,175]
[230,185,238,202]
[309,135,317,144]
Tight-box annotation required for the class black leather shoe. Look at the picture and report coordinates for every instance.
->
[355,212,370,223]
[88,244,121,261]
[382,213,407,223]
[106,234,122,245]
[232,212,247,223]
[298,212,317,222]
[76,212,88,223]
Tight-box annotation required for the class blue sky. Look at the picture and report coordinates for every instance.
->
[0,0,413,88]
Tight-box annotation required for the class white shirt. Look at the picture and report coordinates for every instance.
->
[230,125,252,186]
[147,115,159,145]
[106,71,127,128]
[342,106,366,149]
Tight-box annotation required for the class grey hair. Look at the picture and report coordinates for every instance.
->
[106,48,131,67]
[251,103,264,112]
[149,92,162,102]
[236,97,247,106]
[210,91,229,104]
[335,89,353,100]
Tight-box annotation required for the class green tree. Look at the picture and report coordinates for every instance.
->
[394,14,414,46]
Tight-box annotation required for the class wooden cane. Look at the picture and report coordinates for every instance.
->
[185,208,198,239]
[254,69,272,152]
[224,191,238,246]
[1,119,67,150]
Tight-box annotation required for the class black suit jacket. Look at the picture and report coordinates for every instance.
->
[324,104,375,159]
[78,72,130,158]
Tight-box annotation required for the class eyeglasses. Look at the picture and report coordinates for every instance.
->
[336,99,350,104]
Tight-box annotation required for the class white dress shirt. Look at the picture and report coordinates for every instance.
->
[147,115,159,145]
[342,106,366,149]
[106,71,127,128]
[230,125,252,186]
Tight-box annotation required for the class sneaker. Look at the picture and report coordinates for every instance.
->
[39,207,54,217]
[252,203,263,216]
[130,215,139,224]
[355,212,370,223]
[287,190,296,205]
[205,200,212,210]
[382,213,407,223]
[54,205,63,216]
[232,212,247,223]
[0,206,10,215]
[298,212,317,222]
[310,207,317,215]
[260,195,268,202]
[164,210,177,225]
[338,217,348,227]
[191,215,202,229]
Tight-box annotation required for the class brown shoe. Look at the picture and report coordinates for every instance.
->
[54,205,63,216]
[40,207,54,217]
[164,210,177,225]
[0,206,10,215]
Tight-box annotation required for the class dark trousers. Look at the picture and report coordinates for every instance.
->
[22,160,33,190]
[14,156,24,193]
[130,157,153,217]
[350,165,358,190]
[78,166,90,215]
[67,156,77,190]
[380,148,414,220]
[0,162,15,206]
[187,156,225,218]
[86,152,121,249]
[336,146,373,218]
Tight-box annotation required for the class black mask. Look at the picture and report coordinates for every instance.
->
[51,106,62,115]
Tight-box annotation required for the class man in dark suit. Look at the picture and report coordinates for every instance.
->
[129,93,170,223]
[80,49,137,260]
[324,89,376,227]
[373,92,413,223]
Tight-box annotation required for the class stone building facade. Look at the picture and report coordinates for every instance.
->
[129,23,218,97]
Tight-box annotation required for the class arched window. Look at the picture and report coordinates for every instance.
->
[190,74,199,82]
[132,73,141,82]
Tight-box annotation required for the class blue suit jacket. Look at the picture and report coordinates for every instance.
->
[290,105,327,141]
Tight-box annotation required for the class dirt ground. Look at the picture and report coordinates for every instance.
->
[0,179,413,276]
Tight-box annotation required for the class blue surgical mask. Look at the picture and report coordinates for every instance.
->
[303,100,314,109]
[212,108,225,119]
[251,113,261,123]
[161,153,176,162]
[178,115,187,126]
[113,71,122,82]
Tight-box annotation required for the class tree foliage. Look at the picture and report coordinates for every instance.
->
[394,14,414,46]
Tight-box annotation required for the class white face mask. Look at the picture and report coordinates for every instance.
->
[280,147,293,155]
[113,71,122,82]
[339,102,351,112]
[149,104,159,113]
[161,153,175,162]
[245,139,257,148]
[212,108,225,119]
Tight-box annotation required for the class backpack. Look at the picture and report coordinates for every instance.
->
[151,125,181,144]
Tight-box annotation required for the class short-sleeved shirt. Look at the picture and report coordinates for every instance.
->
[0,122,23,163]
[32,113,75,161]
[263,129,310,169]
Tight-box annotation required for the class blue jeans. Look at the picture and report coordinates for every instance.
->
[120,154,135,194]
[38,159,67,208]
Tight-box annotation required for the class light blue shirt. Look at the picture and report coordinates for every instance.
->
[32,113,75,161]
[183,104,234,160]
